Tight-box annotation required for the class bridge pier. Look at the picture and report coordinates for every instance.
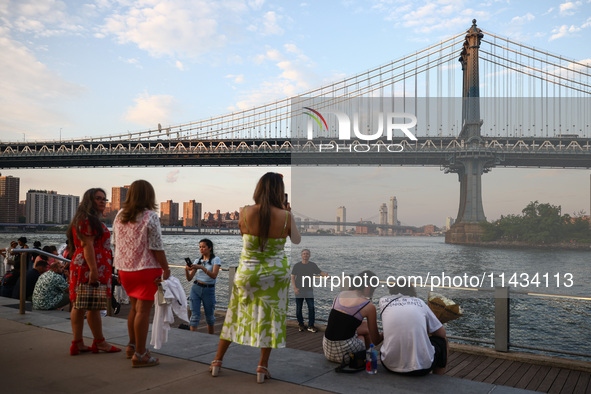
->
[445,20,489,245]
[445,158,487,244]
[445,222,485,244]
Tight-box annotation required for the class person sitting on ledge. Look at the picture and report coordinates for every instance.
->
[1,265,20,298]
[33,262,70,310]
[323,270,383,363]
[379,283,448,376]
[12,260,49,301]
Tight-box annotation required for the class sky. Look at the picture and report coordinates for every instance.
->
[1,0,590,226]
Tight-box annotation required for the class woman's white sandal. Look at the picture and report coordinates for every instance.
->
[256,365,271,383]
[210,360,222,377]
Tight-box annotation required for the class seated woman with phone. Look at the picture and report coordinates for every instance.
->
[185,239,221,334]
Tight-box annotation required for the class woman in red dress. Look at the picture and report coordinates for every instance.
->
[67,188,120,355]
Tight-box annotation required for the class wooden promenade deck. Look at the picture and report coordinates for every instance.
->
[281,323,591,393]
[118,305,591,393]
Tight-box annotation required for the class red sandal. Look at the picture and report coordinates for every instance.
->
[70,339,91,356]
[90,337,121,353]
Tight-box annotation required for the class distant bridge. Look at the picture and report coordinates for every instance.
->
[298,220,418,232]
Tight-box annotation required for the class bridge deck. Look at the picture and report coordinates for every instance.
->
[160,307,591,393]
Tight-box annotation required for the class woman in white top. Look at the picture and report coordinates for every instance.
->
[113,180,171,368]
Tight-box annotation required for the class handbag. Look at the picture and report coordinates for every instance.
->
[157,284,170,305]
[335,349,367,373]
[74,283,108,310]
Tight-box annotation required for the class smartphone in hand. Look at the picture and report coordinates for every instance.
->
[185,257,193,267]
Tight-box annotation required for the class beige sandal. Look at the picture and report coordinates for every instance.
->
[131,351,159,368]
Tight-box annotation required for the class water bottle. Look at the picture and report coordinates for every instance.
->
[366,344,377,374]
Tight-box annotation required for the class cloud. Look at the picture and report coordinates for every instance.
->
[377,0,491,34]
[125,92,178,127]
[261,11,284,35]
[226,74,245,83]
[4,0,86,38]
[99,0,246,58]
[119,57,142,68]
[230,44,317,110]
[175,60,185,71]
[247,10,285,36]
[548,15,591,40]
[0,26,85,140]
[511,13,534,24]
[248,0,266,10]
[550,24,582,40]
[559,1,582,16]
[166,169,180,183]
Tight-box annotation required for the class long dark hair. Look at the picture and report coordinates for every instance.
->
[253,172,285,251]
[198,238,216,262]
[66,188,106,253]
[118,180,157,223]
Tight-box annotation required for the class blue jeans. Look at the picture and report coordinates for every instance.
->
[296,297,315,327]
[189,284,216,327]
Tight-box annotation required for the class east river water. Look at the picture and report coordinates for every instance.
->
[2,233,589,361]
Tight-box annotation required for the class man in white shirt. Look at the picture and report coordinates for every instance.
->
[379,284,448,376]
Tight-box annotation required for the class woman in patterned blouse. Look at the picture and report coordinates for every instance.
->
[113,180,171,368]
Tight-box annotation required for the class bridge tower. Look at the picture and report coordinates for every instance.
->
[445,20,495,244]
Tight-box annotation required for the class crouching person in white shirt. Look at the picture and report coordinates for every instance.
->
[379,284,448,376]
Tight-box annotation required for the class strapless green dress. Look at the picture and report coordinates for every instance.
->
[220,234,290,348]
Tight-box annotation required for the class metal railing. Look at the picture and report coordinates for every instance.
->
[418,283,591,360]
[9,248,70,314]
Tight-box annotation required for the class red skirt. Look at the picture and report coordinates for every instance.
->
[119,268,162,301]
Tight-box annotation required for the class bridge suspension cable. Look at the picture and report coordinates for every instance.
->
[35,32,466,144]
[7,26,591,144]
[476,29,590,139]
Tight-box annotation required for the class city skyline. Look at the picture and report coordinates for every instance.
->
[1,2,590,226]
[4,168,589,228]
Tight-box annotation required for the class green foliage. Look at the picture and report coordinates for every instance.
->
[481,201,591,244]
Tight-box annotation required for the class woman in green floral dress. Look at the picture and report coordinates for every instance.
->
[211,172,301,383]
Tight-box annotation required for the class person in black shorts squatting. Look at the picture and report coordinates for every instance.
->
[291,249,328,332]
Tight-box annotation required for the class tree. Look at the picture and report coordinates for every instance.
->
[480,201,590,244]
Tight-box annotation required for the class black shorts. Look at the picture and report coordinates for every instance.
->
[382,336,447,376]
[430,335,448,369]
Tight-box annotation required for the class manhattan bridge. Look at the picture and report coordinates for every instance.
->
[1,21,590,243]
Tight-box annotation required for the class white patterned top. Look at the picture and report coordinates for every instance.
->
[113,209,164,271]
